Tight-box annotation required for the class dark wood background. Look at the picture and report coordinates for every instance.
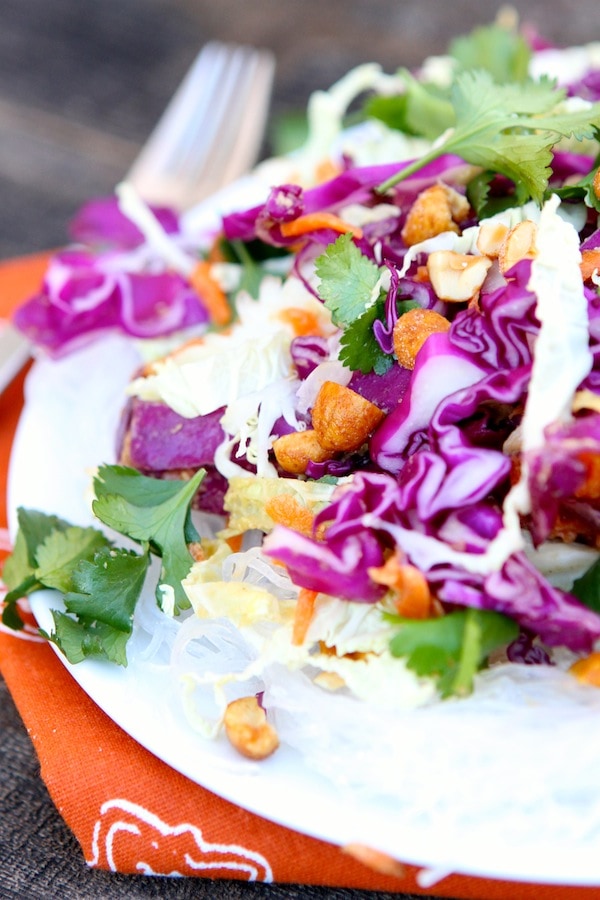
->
[1,2,599,898]
[1,0,598,259]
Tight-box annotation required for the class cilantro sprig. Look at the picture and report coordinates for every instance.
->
[315,233,392,374]
[92,464,204,611]
[2,464,205,665]
[377,70,600,205]
[389,608,519,697]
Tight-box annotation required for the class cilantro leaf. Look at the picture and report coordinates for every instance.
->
[467,169,530,218]
[378,70,600,205]
[315,233,383,326]
[552,162,600,213]
[63,547,149,633]
[43,547,149,667]
[449,20,531,84]
[5,508,72,577]
[365,75,453,140]
[2,514,111,629]
[2,529,35,600]
[571,557,600,612]
[45,610,130,666]
[338,295,392,375]
[315,234,394,374]
[92,464,205,611]
[389,608,518,697]
[33,526,111,593]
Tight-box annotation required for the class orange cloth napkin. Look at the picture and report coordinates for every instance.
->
[0,252,598,898]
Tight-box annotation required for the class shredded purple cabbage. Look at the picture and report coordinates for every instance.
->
[13,254,208,355]
[69,196,180,249]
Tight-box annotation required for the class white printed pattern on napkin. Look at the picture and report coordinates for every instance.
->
[88,797,274,880]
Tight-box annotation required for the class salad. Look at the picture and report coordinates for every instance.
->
[4,18,600,766]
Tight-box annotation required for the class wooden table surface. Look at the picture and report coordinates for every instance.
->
[1,1,599,898]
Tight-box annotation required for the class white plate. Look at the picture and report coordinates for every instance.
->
[8,199,600,888]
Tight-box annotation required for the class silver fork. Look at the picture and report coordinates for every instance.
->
[0,41,275,392]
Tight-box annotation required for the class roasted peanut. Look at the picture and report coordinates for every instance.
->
[476,221,509,258]
[392,307,450,370]
[271,429,331,475]
[401,184,470,247]
[427,250,492,302]
[342,844,406,878]
[498,220,537,274]
[572,389,600,414]
[311,381,385,452]
[223,696,279,760]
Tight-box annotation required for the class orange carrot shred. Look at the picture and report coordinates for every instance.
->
[292,588,318,646]
[280,212,363,240]
[570,652,600,686]
[278,307,323,336]
[581,249,600,283]
[264,494,315,536]
[368,554,433,619]
[190,260,232,327]
[225,534,244,553]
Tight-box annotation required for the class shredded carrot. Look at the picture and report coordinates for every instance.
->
[368,554,433,619]
[264,494,315,536]
[189,260,232,327]
[278,307,323,336]
[570,652,600,686]
[206,232,228,262]
[581,248,600,282]
[292,588,318,646]
[280,212,363,240]
[225,534,244,553]
[575,450,600,499]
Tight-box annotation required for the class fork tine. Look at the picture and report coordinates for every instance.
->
[127,41,275,210]
[161,42,237,174]
[190,48,275,192]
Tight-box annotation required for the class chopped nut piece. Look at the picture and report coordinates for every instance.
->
[223,696,279,760]
[342,843,406,878]
[311,381,385,452]
[476,221,509,258]
[272,429,330,475]
[392,307,450,370]
[572,389,600,414]
[313,671,346,691]
[187,541,205,562]
[401,184,470,247]
[498,220,537,274]
[427,250,492,303]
